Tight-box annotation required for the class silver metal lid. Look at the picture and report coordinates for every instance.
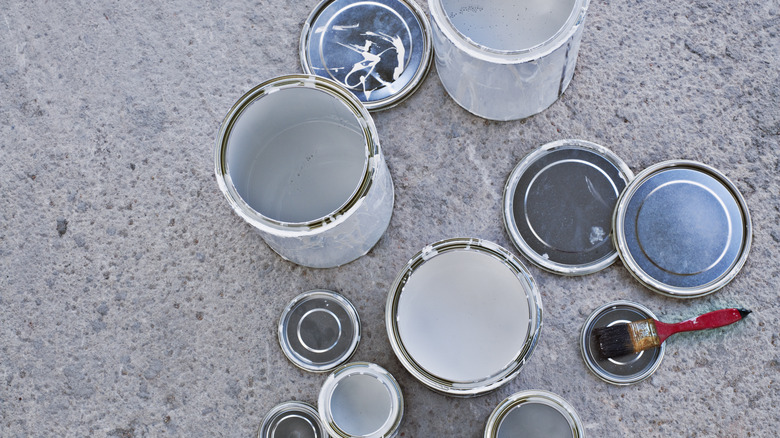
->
[386,238,542,397]
[258,401,327,438]
[484,390,584,438]
[613,160,752,298]
[300,0,433,111]
[580,301,664,385]
[318,362,404,438]
[503,140,633,276]
[278,290,360,372]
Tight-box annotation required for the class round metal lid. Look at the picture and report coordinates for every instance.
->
[300,0,433,111]
[484,390,584,438]
[278,290,361,372]
[258,401,327,438]
[580,301,665,385]
[386,238,542,397]
[318,362,404,438]
[613,160,752,298]
[503,139,634,276]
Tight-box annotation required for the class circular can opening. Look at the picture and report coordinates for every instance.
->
[319,362,404,438]
[386,238,542,396]
[258,401,327,438]
[485,390,583,438]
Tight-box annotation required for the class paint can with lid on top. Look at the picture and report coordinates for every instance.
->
[258,401,328,438]
[386,238,542,397]
[484,390,585,438]
[214,75,394,269]
[428,0,591,121]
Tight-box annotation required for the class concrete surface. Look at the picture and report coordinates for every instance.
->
[1,0,778,436]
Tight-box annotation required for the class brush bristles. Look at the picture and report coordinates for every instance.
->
[592,324,636,358]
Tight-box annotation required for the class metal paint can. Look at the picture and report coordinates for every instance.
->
[484,390,584,438]
[580,301,665,385]
[301,0,433,111]
[318,362,404,438]
[428,0,590,121]
[503,140,633,276]
[385,238,542,397]
[613,160,752,298]
[278,290,361,373]
[215,75,394,268]
[258,401,328,438]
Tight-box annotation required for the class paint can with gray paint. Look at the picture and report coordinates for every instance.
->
[484,390,584,438]
[215,75,394,268]
[428,0,591,120]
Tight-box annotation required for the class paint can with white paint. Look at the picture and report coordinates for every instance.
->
[318,362,404,438]
[215,75,394,268]
[428,0,591,120]
[385,238,542,397]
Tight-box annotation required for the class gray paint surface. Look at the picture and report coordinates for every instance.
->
[0,0,778,437]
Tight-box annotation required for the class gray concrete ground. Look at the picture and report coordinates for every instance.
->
[1,0,778,436]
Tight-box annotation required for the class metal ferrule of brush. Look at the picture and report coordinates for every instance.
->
[629,319,660,352]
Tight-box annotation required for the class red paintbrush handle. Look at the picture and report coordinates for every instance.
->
[654,308,749,344]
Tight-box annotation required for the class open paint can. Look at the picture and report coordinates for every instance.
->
[258,401,328,438]
[215,75,394,268]
[386,238,542,397]
[428,0,590,120]
[484,390,584,438]
[318,362,404,438]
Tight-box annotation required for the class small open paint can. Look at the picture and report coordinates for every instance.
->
[301,0,433,111]
[428,0,591,120]
[613,160,752,298]
[503,140,633,276]
[386,238,542,397]
[484,390,584,438]
[580,301,665,385]
[278,290,361,373]
[318,362,404,438]
[215,75,394,268]
[258,401,328,438]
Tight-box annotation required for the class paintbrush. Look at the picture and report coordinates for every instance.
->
[593,308,751,358]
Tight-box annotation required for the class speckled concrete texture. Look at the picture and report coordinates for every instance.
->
[1,0,778,436]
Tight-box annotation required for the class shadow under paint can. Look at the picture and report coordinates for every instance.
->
[429,0,591,121]
[215,75,394,268]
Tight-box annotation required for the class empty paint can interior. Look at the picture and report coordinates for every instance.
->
[318,362,404,438]
[429,0,591,120]
[214,75,394,268]
[484,390,584,438]
[386,238,542,397]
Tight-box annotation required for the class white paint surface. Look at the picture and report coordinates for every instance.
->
[330,373,393,436]
[396,249,531,382]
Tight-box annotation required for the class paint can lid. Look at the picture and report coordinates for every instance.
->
[318,362,404,438]
[613,160,752,298]
[278,290,361,373]
[257,401,328,438]
[300,0,433,111]
[580,301,665,385]
[503,140,634,276]
[484,390,584,438]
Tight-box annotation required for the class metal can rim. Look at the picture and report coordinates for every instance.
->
[385,237,543,397]
[318,362,404,438]
[612,160,752,298]
[300,0,433,111]
[502,139,634,276]
[278,290,362,373]
[428,0,591,64]
[483,390,585,438]
[214,74,380,236]
[579,300,665,386]
[257,401,328,438]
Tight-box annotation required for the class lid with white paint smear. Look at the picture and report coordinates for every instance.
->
[301,0,433,111]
